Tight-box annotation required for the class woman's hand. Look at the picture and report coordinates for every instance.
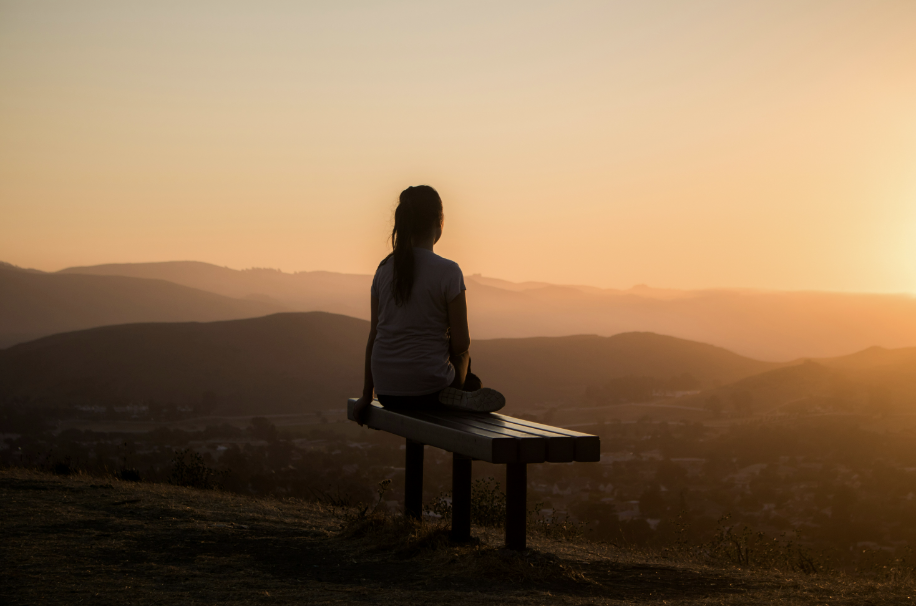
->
[352,395,373,426]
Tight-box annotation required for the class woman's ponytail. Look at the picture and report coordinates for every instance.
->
[390,185,443,306]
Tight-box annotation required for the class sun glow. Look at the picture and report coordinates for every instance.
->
[1,1,916,292]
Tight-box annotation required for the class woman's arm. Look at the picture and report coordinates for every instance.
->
[447,291,471,389]
[352,294,379,426]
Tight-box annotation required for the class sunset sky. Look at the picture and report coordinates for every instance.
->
[2,1,915,292]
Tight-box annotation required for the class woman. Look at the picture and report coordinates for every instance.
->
[352,185,504,425]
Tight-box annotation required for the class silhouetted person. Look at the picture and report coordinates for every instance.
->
[352,185,504,425]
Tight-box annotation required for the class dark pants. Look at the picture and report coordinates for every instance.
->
[378,358,482,411]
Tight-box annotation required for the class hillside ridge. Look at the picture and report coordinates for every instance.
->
[0,312,778,416]
[0,262,287,348]
[51,259,916,360]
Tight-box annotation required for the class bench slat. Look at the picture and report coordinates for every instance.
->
[434,411,575,462]
[489,414,601,462]
[402,409,531,461]
[347,400,518,463]
[347,399,600,463]
[419,411,547,463]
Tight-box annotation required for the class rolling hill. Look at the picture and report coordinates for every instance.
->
[0,263,286,348]
[472,332,778,408]
[59,261,369,319]
[678,346,916,417]
[0,312,779,415]
[0,312,366,415]
[58,260,916,360]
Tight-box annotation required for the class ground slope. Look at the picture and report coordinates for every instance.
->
[2,469,904,605]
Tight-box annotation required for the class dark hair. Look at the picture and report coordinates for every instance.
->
[389,185,444,305]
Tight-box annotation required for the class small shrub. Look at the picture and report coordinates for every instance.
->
[529,503,587,541]
[310,485,355,508]
[339,479,451,553]
[698,514,823,574]
[168,449,226,489]
[341,507,451,555]
[857,546,916,584]
[428,476,506,527]
[428,477,586,539]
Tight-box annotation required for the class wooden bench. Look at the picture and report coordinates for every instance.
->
[347,398,600,550]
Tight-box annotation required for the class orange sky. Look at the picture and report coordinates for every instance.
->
[2,1,915,292]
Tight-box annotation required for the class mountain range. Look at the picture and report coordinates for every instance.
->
[0,262,285,348]
[0,312,777,415]
[672,344,916,419]
[4,260,916,360]
[3,308,914,419]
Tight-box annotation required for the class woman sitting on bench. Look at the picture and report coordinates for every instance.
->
[352,185,504,425]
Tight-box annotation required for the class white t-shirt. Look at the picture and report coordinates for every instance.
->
[370,248,466,396]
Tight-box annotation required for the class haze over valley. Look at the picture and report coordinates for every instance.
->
[5,260,916,360]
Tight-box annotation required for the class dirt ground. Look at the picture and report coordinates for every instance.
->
[1,468,910,605]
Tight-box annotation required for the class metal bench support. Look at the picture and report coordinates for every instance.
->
[451,454,472,542]
[506,462,527,550]
[348,399,599,550]
[405,439,424,519]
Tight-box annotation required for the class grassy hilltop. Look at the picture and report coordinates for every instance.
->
[2,468,912,605]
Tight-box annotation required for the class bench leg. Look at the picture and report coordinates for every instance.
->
[405,439,424,519]
[506,462,527,550]
[451,454,472,542]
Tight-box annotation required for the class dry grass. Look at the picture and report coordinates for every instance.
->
[2,468,914,605]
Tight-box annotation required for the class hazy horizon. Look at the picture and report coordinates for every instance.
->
[6,258,916,361]
[9,257,916,297]
[3,1,916,293]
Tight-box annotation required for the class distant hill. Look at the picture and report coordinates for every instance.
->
[57,261,916,360]
[0,313,366,414]
[472,332,778,408]
[817,345,916,371]
[0,313,778,415]
[59,261,369,319]
[679,346,916,417]
[461,282,916,362]
[0,263,286,348]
